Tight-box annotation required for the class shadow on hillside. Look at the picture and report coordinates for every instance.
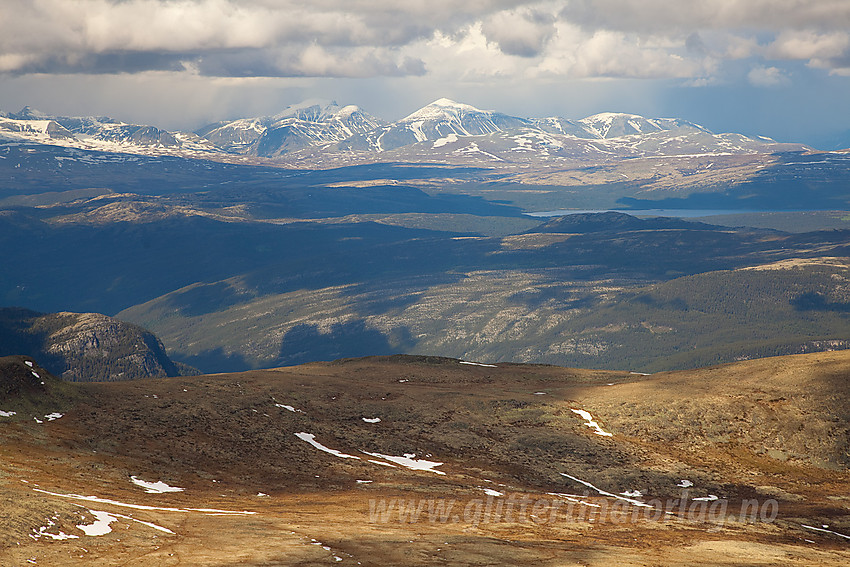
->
[791,292,850,313]
[278,320,396,366]
[177,348,255,374]
[0,307,66,374]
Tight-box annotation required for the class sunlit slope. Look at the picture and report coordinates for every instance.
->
[1,352,849,565]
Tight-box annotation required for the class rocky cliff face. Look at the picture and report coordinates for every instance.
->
[0,308,191,381]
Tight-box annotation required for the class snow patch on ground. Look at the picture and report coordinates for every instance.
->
[560,472,652,508]
[0,410,16,417]
[33,488,255,515]
[31,516,79,540]
[77,510,118,536]
[547,492,602,508]
[677,479,693,488]
[459,361,497,368]
[275,402,304,413]
[109,511,174,534]
[802,524,850,540]
[130,476,185,494]
[25,361,33,367]
[361,451,445,475]
[362,417,381,423]
[433,133,458,148]
[295,432,360,459]
[481,488,504,497]
[570,409,613,437]
[40,530,79,540]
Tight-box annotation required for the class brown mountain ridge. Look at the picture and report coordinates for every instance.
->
[1,351,848,565]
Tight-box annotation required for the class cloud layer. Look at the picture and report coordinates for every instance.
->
[2,0,849,82]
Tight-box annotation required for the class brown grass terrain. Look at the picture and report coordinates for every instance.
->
[1,352,849,565]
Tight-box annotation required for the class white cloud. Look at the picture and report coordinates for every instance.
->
[0,0,518,76]
[0,0,845,84]
[574,31,711,79]
[768,30,850,60]
[291,45,425,78]
[0,53,36,73]
[721,34,760,60]
[534,23,715,81]
[418,23,526,82]
[747,65,791,87]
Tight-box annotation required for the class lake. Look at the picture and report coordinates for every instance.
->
[525,209,794,218]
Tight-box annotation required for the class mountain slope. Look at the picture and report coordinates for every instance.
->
[577,112,707,138]
[529,211,719,233]
[1,352,848,565]
[196,100,386,156]
[342,98,530,152]
[0,355,54,400]
[0,106,218,156]
[113,217,850,374]
[0,308,191,381]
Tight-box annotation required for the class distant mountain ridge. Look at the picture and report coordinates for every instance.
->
[349,98,531,152]
[0,99,811,164]
[530,211,719,233]
[195,100,385,156]
[0,105,217,155]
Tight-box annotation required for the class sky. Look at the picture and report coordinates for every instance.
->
[1,0,849,147]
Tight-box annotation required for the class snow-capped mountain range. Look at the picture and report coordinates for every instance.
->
[195,100,384,156]
[0,106,216,156]
[0,99,811,166]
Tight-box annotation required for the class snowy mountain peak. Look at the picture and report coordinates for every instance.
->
[334,104,361,119]
[272,99,343,122]
[372,98,530,150]
[402,99,489,122]
[13,106,51,120]
[431,98,482,110]
[584,111,644,122]
[578,112,705,139]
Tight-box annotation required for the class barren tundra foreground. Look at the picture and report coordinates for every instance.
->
[1,352,849,566]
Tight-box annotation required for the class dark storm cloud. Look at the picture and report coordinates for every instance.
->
[559,0,850,33]
[192,48,426,78]
[0,0,522,76]
[481,8,556,57]
[6,51,188,76]
[685,33,707,56]
[1,0,849,82]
